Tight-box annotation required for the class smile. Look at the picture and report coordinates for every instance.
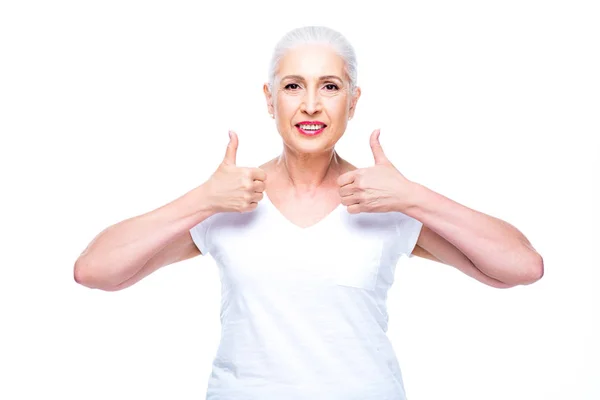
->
[295,121,327,136]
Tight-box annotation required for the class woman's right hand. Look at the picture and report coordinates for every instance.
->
[204,131,267,213]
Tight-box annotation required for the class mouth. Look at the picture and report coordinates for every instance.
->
[295,121,327,136]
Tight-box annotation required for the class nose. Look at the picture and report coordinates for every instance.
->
[300,87,322,115]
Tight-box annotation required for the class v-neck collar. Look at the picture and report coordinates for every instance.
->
[264,191,343,231]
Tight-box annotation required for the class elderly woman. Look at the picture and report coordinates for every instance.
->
[74,26,543,399]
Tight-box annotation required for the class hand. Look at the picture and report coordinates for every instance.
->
[204,131,267,213]
[337,129,415,214]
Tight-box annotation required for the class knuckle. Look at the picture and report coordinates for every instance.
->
[240,177,252,189]
[243,202,257,213]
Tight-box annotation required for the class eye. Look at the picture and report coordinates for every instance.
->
[324,83,339,91]
[284,83,301,90]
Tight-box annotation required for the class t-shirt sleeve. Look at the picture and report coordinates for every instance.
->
[189,216,213,255]
[395,213,424,258]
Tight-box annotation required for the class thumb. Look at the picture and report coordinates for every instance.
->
[370,129,388,164]
[223,130,238,165]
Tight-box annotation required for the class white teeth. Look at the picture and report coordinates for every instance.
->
[299,124,324,130]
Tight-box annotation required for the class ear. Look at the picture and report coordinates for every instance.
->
[263,83,274,115]
[348,86,361,120]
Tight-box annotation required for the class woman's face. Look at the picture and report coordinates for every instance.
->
[264,44,361,155]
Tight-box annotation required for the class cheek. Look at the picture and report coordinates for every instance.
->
[326,98,350,119]
[276,95,300,113]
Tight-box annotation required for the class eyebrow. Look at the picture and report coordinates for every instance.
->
[280,75,343,82]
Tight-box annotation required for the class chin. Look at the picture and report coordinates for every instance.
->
[284,136,336,155]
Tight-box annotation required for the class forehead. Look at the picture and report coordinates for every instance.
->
[277,44,346,80]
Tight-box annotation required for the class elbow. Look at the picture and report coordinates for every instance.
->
[490,255,544,289]
[521,255,544,285]
[510,255,545,286]
[73,258,123,292]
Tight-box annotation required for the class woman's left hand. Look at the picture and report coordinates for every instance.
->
[337,129,417,214]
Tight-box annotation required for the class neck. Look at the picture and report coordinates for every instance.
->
[275,145,342,193]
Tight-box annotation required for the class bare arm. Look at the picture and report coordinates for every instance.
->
[74,131,266,291]
[104,229,201,292]
[73,184,214,291]
[407,183,543,286]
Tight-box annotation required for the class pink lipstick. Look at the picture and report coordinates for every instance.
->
[295,121,327,137]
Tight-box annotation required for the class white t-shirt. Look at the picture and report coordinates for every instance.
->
[190,194,423,400]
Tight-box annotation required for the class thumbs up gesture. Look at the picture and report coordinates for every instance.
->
[337,129,415,214]
[204,131,267,213]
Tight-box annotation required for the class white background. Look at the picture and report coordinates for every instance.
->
[1,0,598,399]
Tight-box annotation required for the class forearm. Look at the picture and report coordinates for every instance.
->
[74,184,214,289]
[402,182,543,285]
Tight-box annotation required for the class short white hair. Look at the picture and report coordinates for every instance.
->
[267,26,358,96]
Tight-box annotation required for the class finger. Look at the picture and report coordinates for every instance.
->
[346,204,362,214]
[341,194,360,207]
[250,167,267,182]
[251,191,264,203]
[241,202,258,213]
[370,129,389,165]
[337,171,356,187]
[252,180,265,193]
[223,130,238,165]
[339,184,356,197]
